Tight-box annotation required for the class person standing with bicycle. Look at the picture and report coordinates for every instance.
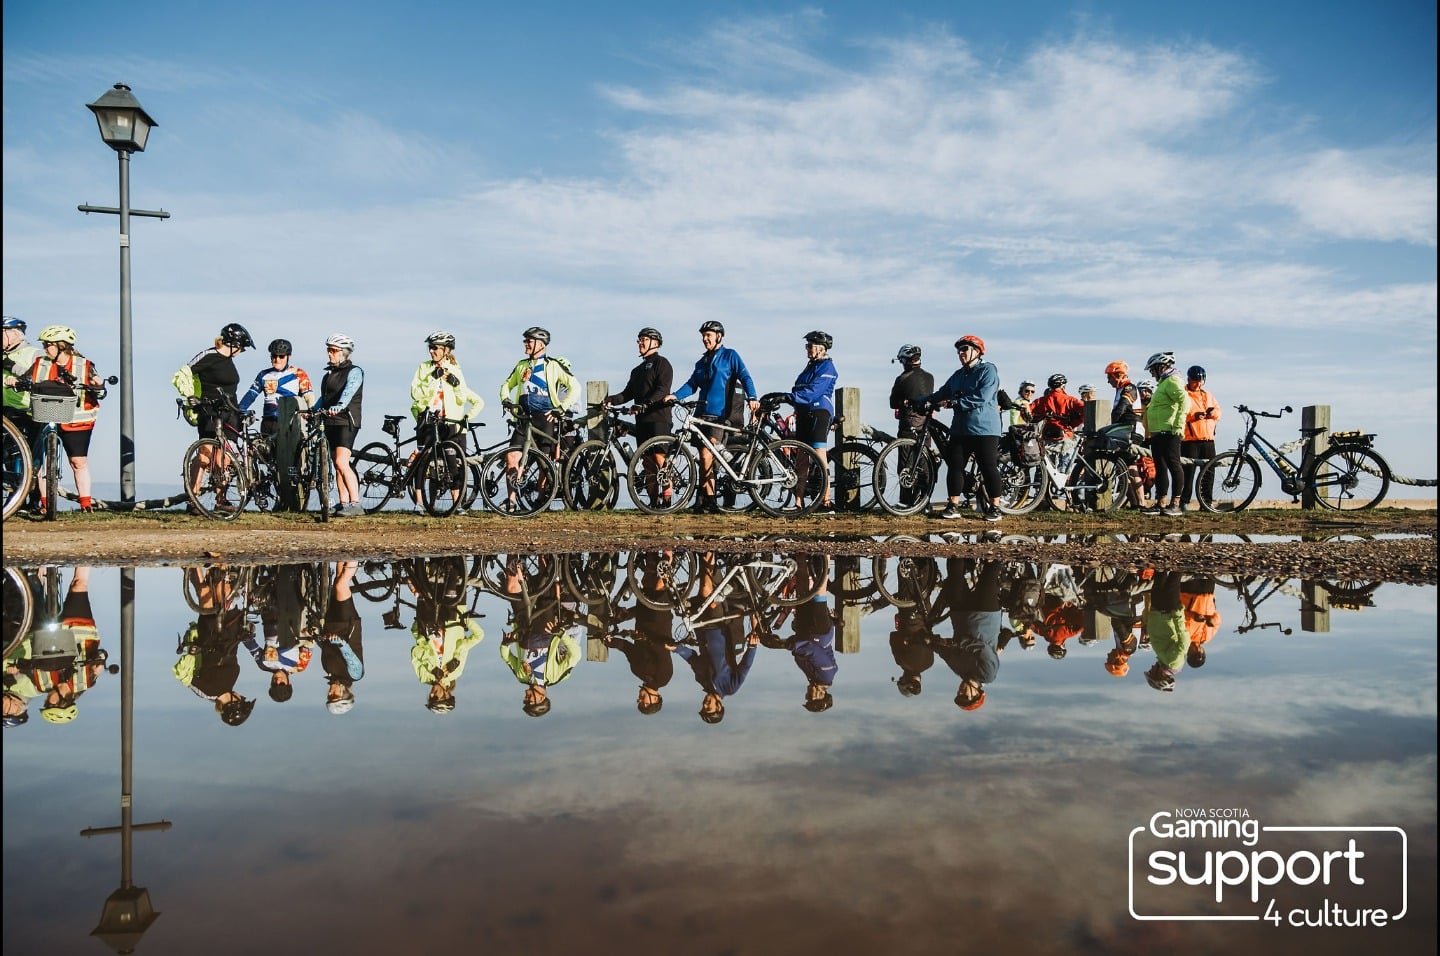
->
[666,321,759,514]
[1179,365,1220,512]
[3,317,44,511]
[604,327,673,508]
[410,330,483,513]
[183,323,253,514]
[16,326,109,513]
[1141,352,1186,516]
[238,338,314,436]
[315,333,365,517]
[915,334,1004,522]
[499,326,578,513]
[785,330,838,512]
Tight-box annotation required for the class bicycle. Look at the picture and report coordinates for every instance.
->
[474,403,581,517]
[1021,416,1130,513]
[870,404,1036,516]
[181,397,282,520]
[627,396,828,517]
[831,419,891,513]
[293,409,337,521]
[560,404,639,511]
[3,375,117,521]
[1197,405,1391,512]
[351,411,468,516]
[667,553,827,644]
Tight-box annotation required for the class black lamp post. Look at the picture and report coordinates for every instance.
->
[79,84,169,506]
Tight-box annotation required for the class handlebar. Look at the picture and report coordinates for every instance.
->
[1235,404,1292,419]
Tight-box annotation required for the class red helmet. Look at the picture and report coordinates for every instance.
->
[955,688,986,711]
[954,335,985,355]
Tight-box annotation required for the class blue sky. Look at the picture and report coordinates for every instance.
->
[3,0,1435,494]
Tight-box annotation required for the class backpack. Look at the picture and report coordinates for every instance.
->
[173,363,202,425]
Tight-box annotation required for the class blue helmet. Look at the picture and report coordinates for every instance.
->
[1187,365,1206,381]
[2,316,25,332]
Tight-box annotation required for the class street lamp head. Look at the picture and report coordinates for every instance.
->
[87,83,157,153]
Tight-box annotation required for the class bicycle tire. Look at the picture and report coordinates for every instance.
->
[873,439,936,516]
[562,439,621,510]
[1310,446,1390,511]
[479,552,560,597]
[3,566,35,657]
[627,437,697,514]
[43,430,59,521]
[313,436,332,522]
[354,442,399,513]
[352,559,399,602]
[763,554,831,607]
[749,440,826,517]
[995,456,1048,514]
[562,551,624,604]
[1197,452,1261,513]
[629,550,699,610]
[1070,452,1128,512]
[872,543,939,609]
[420,440,469,516]
[2,417,33,520]
[481,447,557,518]
[832,441,879,512]
[461,458,485,509]
[183,439,244,521]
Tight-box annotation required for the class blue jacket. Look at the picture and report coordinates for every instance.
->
[788,357,837,415]
[673,346,757,418]
[922,361,1002,438]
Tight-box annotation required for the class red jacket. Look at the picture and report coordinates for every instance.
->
[1029,388,1084,440]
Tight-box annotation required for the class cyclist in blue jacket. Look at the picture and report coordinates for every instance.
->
[667,321,759,513]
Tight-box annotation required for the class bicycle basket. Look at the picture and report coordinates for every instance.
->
[1327,430,1375,448]
[29,382,76,424]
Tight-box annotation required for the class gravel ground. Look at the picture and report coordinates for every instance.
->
[4,506,1434,584]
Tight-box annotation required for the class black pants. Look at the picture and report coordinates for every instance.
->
[944,433,1001,501]
[1151,432,1183,501]
[1180,439,1215,506]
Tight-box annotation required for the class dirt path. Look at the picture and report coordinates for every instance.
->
[4,507,1435,583]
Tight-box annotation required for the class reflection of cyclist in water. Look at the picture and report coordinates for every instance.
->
[1180,575,1220,669]
[671,553,758,724]
[179,565,257,727]
[4,567,107,728]
[248,564,315,704]
[1144,571,1186,692]
[785,575,836,713]
[933,558,1001,711]
[318,562,364,715]
[411,557,484,714]
[501,579,580,717]
[889,604,936,698]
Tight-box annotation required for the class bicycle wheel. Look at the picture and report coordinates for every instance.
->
[627,437,697,514]
[873,439,936,516]
[352,559,399,602]
[756,554,832,607]
[42,430,60,521]
[354,442,398,513]
[872,542,939,609]
[183,439,243,521]
[563,551,624,604]
[419,440,469,516]
[481,448,557,518]
[562,439,620,510]
[629,550,700,610]
[3,566,35,657]
[1310,446,1390,511]
[2,417,33,520]
[479,552,560,597]
[461,458,485,509]
[1197,452,1261,513]
[749,440,826,517]
[832,441,879,512]
[995,456,1048,514]
[1069,452,1127,512]
[313,438,332,522]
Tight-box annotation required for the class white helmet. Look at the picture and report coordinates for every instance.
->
[326,333,355,353]
[1144,351,1174,373]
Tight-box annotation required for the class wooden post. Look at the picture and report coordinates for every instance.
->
[834,555,861,653]
[1085,399,1110,432]
[587,636,609,662]
[835,387,862,511]
[1300,580,1331,633]
[585,381,609,442]
[1300,405,1330,509]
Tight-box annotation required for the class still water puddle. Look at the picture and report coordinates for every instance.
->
[3,554,1435,955]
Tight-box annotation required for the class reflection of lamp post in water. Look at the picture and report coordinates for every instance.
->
[82,568,171,953]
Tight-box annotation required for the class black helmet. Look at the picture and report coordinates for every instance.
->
[804,330,833,350]
[895,344,921,363]
[426,330,457,349]
[698,320,725,336]
[220,323,255,350]
[1187,365,1206,381]
[220,696,256,727]
[637,327,663,345]
[522,326,551,344]
[1047,373,1067,389]
[268,338,292,357]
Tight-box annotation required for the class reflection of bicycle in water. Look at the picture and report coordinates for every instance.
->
[667,553,829,646]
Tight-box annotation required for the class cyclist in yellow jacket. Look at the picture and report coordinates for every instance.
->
[410,331,483,513]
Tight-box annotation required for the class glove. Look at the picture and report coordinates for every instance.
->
[431,367,445,380]
[445,373,460,387]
